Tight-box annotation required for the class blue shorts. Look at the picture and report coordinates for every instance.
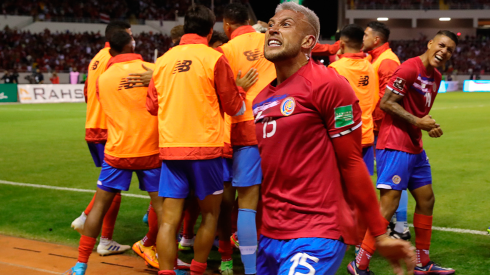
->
[362,145,374,176]
[376,149,432,191]
[257,236,347,275]
[223,158,233,182]
[87,142,105,167]
[232,145,262,187]
[97,160,160,193]
[159,158,224,200]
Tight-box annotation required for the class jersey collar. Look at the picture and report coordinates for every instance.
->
[104,42,110,48]
[230,25,256,40]
[179,34,209,46]
[338,52,367,60]
[106,53,144,69]
[368,42,391,62]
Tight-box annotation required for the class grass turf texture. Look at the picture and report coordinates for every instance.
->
[0,92,489,274]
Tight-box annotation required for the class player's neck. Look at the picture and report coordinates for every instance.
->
[343,48,360,54]
[418,54,434,72]
[274,54,309,85]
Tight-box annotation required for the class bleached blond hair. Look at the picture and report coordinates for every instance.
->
[275,2,320,44]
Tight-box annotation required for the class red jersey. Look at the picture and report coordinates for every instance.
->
[253,60,364,242]
[377,57,442,154]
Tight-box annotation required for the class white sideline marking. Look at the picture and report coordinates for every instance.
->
[0,260,61,274]
[1,179,489,236]
[408,223,488,236]
[0,179,148,199]
[432,104,488,110]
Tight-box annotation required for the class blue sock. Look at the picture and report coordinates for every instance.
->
[237,208,257,274]
[395,190,408,232]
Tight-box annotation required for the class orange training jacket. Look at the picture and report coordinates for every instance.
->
[147,34,244,160]
[96,54,159,170]
[84,42,111,143]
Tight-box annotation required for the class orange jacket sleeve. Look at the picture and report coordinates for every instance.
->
[312,40,340,56]
[214,55,245,116]
[146,78,159,116]
[377,59,399,99]
[83,76,89,103]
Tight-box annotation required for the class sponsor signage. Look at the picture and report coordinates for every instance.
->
[0,84,18,102]
[463,80,490,92]
[18,84,85,103]
[438,81,459,93]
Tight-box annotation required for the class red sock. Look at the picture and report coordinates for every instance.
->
[142,205,158,247]
[158,271,176,275]
[84,194,96,215]
[101,193,121,240]
[183,199,200,239]
[190,260,207,275]
[414,213,433,266]
[357,218,388,270]
[78,235,96,263]
[218,240,233,261]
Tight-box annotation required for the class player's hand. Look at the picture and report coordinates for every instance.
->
[375,234,416,275]
[236,68,258,92]
[428,126,443,138]
[127,64,153,87]
[416,115,439,131]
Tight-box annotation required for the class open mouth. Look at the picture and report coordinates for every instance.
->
[268,39,282,47]
[435,54,443,62]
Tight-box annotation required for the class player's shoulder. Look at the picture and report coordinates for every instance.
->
[302,60,349,89]
[142,61,156,70]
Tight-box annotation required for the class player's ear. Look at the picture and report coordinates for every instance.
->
[427,39,434,50]
[301,35,316,50]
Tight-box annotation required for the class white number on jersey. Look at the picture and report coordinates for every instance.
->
[262,120,276,138]
[288,252,319,275]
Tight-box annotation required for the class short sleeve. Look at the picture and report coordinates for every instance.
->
[386,62,416,96]
[311,72,363,138]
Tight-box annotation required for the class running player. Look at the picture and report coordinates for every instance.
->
[148,5,245,275]
[349,30,458,275]
[254,3,415,275]
[362,21,410,239]
[217,3,276,274]
[66,31,163,275]
[71,21,133,256]
[328,24,377,175]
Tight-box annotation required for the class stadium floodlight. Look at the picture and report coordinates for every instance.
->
[439,17,451,21]
[377,17,389,21]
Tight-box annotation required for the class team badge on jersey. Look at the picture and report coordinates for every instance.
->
[393,77,406,91]
[392,175,401,184]
[280,97,296,116]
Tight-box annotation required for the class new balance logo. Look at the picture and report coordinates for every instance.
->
[243,49,262,61]
[92,60,99,70]
[118,78,135,90]
[173,60,192,74]
[358,75,369,87]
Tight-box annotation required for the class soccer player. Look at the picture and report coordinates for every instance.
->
[66,31,163,275]
[71,21,133,256]
[362,21,410,239]
[350,30,458,275]
[328,24,377,175]
[148,5,245,275]
[253,3,415,275]
[217,3,276,274]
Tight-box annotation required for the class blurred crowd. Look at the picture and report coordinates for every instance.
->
[0,27,488,75]
[0,27,173,74]
[349,0,490,9]
[1,0,248,22]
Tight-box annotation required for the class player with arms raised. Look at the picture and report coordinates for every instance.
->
[253,2,415,275]
[349,30,458,275]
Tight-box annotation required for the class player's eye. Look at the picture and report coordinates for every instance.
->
[268,22,274,28]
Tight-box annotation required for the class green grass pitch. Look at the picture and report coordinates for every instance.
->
[0,92,489,274]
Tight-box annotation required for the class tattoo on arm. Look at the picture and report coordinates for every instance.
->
[380,88,418,126]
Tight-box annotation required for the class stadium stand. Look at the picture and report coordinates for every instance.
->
[349,0,490,10]
[1,0,249,22]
